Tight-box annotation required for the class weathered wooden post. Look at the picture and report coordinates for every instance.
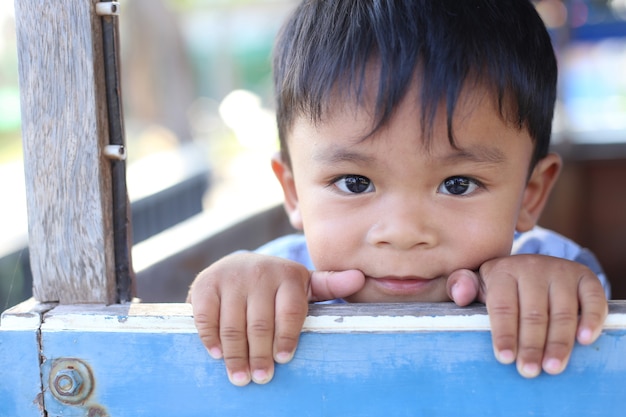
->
[15,0,130,304]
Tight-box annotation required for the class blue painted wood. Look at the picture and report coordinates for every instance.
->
[0,313,44,416]
[36,302,626,417]
[40,329,626,417]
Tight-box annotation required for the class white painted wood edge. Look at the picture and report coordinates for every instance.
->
[305,312,626,333]
[39,303,194,333]
[39,306,494,333]
[0,298,55,330]
[4,301,618,334]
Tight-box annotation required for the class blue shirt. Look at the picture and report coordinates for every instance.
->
[255,226,611,299]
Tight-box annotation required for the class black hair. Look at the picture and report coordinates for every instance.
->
[273,0,557,170]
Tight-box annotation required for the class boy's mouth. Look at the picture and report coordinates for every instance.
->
[369,275,434,295]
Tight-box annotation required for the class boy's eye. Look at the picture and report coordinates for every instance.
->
[333,175,375,194]
[438,176,480,196]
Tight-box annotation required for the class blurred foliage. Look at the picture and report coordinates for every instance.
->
[0,132,22,164]
[0,250,28,311]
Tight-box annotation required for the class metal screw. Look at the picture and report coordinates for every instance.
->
[54,368,84,396]
[49,358,94,404]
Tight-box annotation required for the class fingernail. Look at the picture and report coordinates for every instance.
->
[450,283,461,301]
[578,328,593,344]
[520,362,541,378]
[496,349,515,364]
[252,369,271,384]
[207,347,223,360]
[229,371,250,386]
[543,358,562,374]
[275,351,293,364]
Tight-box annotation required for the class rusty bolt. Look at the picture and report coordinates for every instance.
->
[54,368,84,396]
[49,359,94,404]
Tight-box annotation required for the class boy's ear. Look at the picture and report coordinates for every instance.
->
[271,153,303,230]
[516,152,562,232]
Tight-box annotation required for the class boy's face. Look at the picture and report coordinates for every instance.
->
[274,85,559,303]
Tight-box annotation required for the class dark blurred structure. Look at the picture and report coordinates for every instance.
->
[541,149,626,299]
[537,0,626,298]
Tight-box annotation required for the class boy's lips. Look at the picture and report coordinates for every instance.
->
[368,275,434,295]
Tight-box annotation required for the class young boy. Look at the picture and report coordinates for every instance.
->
[189,0,610,387]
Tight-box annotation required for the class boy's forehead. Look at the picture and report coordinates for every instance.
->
[288,76,514,145]
[284,79,536,174]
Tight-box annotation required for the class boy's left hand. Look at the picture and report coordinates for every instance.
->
[446,254,608,378]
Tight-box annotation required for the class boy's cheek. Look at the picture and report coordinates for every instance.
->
[304,216,356,260]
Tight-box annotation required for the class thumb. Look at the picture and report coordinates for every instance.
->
[308,270,365,302]
[446,269,486,306]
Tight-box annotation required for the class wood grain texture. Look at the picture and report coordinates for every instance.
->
[15,0,116,303]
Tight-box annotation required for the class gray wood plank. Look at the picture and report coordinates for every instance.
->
[15,0,116,303]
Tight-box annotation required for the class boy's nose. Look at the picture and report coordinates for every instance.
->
[366,197,437,251]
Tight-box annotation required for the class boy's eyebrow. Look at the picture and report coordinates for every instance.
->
[313,144,507,165]
[313,147,376,165]
[442,145,507,165]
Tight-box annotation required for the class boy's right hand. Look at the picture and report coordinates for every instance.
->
[188,252,365,386]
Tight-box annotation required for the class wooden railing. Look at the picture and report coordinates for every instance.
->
[1,299,625,416]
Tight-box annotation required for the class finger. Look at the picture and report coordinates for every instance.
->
[308,270,365,302]
[219,291,251,386]
[273,277,309,366]
[483,271,519,367]
[541,280,579,375]
[191,288,223,360]
[447,269,483,306]
[577,274,609,345]
[515,277,550,378]
[246,284,280,385]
